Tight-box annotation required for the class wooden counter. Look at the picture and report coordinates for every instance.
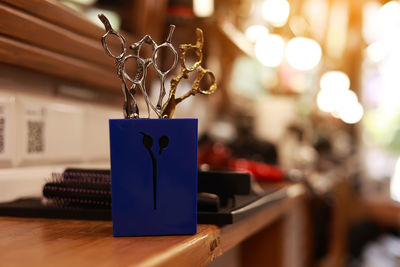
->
[0,184,307,267]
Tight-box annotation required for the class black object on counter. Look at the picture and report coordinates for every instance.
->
[0,168,286,225]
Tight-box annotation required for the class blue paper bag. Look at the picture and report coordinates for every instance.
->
[109,118,198,236]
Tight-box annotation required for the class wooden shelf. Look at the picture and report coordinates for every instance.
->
[0,0,137,92]
[3,0,105,39]
[0,35,118,90]
[0,184,306,266]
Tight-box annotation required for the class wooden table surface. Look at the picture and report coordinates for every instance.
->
[0,184,305,267]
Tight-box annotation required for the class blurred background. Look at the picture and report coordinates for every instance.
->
[1,0,400,266]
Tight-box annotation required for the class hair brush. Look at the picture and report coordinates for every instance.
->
[43,168,111,209]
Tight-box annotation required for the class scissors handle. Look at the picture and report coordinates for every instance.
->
[130,35,156,60]
[191,67,217,95]
[99,14,140,119]
[153,26,178,77]
[98,14,127,61]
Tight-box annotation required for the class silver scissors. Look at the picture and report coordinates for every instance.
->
[152,26,178,112]
[128,26,178,118]
[98,14,139,119]
[99,14,178,118]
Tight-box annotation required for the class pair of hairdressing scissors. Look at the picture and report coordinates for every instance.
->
[99,14,178,118]
[128,26,178,118]
[161,28,217,118]
[98,14,139,119]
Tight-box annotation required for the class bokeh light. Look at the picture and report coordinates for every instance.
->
[317,71,364,124]
[338,101,364,124]
[193,0,214,17]
[317,89,336,112]
[285,37,321,71]
[320,71,350,92]
[262,0,290,27]
[366,42,386,62]
[255,34,285,67]
[362,1,382,43]
[245,25,269,42]
[377,1,400,31]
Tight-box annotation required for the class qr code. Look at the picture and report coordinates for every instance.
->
[0,117,4,153]
[27,121,44,153]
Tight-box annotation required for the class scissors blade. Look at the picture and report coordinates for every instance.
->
[166,25,175,43]
[98,14,113,31]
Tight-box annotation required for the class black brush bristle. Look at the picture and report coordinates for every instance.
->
[43,169,112,209]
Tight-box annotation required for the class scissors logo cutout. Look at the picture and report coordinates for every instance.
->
[139,132,169,209]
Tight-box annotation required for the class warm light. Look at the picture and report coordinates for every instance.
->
[303,0,329,42]
[317,87,348,113]
[254,34,285,67]
[336,89,361,122]
[366,41,386,62]
[317,90,336,112]
[193,0,214,17]
[325,1,348,59]
[245,25,269,42]
[320,71,350,92]
[378,1,400,29]
[338,101,364,124]
[289,16,308,36]
[317,82,364,124]
[391,157,400,202]
[317,71,363,124]
[262,0,290,27]
[362,1,382,43]
[285,37,321,71]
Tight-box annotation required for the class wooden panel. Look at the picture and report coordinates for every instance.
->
[0,3,112,69]
[129,0,167,42]
[3,0,137,45]
[241,219,284,267]
[0,35,120,91]
[3,0,103,40]
[357,200,400,228]
[0,1,142,92]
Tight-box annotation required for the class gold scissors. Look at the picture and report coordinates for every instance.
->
[161,28,217,118]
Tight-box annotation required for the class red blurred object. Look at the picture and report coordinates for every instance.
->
[198,142,284,181]
[228,158,284,181]
[167,6,195,18]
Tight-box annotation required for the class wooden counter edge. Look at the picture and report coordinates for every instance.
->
[0,184,307,267]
